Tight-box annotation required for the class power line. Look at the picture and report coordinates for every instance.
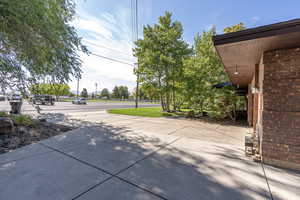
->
[131,0,138,43]
[84,40,133,57]
[89,52,134,66]
[131,0,140,108]
[135,0,138,40]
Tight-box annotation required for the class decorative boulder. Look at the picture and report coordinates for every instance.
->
[0,117,14,135]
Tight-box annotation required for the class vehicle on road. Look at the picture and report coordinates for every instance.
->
[72,98,87,105]
[0,95,5,101]
[8,94,22,101]
[31,95,54,105]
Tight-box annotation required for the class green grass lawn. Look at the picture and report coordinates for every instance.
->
[87,99,131,103]
[87,99,159,104]
[107,107,182,117]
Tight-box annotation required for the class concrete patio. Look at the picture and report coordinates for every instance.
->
[0,112,299,200]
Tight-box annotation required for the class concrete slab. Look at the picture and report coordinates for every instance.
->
[172,127,244,146]
[103,119,141,126]
[128,116,180,124]
[52,130,179,174]
[128,121,184,135]
[41,125,123,150]
[0,143,52,164]
[120,139,271,200]
[77,178,163,200]
[263,165,300,200]
[0,151,110,200]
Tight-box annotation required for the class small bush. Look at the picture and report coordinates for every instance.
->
[11,115,34,126]
[0,111,8,117]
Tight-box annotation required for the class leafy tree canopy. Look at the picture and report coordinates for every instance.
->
[134,12,191,111]
[100,88,110,99]
[118,86,129,99]
[183,28,228,113]
[111,86,120,98]
[0,0,88,92]
[29,83,70,100]
[223,22,246,33]
[81,88,88,98]
[111,86,129,99]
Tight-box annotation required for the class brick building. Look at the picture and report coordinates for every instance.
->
[213,19,300,171]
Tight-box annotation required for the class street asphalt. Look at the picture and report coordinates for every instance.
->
[0,100,160,114]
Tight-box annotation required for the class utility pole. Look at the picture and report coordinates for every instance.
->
[95,82,98,99]
[132,0,139,108]
[76,77,79,98]
[135,63,139,108]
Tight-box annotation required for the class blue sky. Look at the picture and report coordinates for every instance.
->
[70,0,300,93]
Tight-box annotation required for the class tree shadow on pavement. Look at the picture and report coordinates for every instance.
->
[35,114,286,200]
[19,112,298,200]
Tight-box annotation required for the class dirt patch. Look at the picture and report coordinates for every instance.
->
[0,120,73,154]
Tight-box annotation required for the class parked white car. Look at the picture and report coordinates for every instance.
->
[72,98,87,105]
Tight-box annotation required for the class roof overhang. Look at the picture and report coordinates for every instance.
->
[213,19,300,87]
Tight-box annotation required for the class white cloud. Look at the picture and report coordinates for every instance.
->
[69,8,137,94]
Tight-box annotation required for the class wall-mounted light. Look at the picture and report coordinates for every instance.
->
[251,87,259,94]
[234,65,239,75]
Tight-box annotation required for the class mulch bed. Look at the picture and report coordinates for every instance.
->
[0,120,73,154]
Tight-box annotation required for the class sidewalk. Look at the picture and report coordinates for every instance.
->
[0,112,299,200]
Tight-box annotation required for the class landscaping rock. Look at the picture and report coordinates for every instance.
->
[0,119,73,154]
[0,117,14,135]
[8,136,21,149]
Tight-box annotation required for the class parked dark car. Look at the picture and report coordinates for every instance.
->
[31,95,54,105]
[0,95,5,101]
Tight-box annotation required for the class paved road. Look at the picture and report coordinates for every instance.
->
[0,100,160,114]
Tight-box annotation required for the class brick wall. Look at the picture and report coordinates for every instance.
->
[262,47,300,171]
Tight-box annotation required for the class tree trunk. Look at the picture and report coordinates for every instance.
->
[172,79,176,111]
[165,81,170,112]
[158,75,166,111]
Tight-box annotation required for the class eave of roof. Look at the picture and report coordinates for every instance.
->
[213,18,300,46]
[213,18,300,87]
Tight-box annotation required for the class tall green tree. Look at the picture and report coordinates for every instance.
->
[50,84,70,101]
[29,83,70,101]
[183,28,228,115]
[139,83,160,101]
[100,88,110,99]
[0,0,88,93]
[111,86,120,99]
[81,88,88,98]
[118,86,129,99]
[134,12,191,111]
